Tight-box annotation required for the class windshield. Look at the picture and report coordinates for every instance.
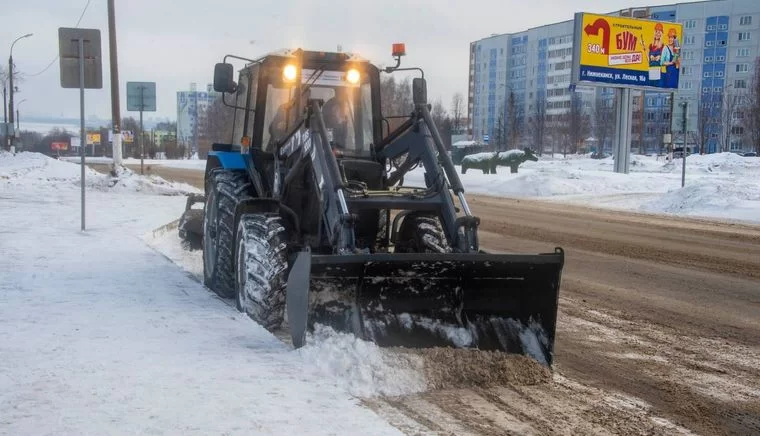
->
[262,67,374,156]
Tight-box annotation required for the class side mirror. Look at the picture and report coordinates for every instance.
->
[412,78,427,105]
[213,63,236,93]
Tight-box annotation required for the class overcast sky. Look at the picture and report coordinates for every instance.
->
[3,0,656,121]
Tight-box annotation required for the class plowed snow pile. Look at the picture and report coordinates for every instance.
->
[1,151,198,195]
[296,325,550,398]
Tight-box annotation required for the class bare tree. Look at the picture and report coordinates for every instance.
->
[719,89,741,152]
[450,92,464,133]
[430,98,452,149]
[505,91,521,150]
[528,99,547,155]
[693,97,712,155]
[568,93,591,154]
[593,95,616,155]
[743,57,760,154]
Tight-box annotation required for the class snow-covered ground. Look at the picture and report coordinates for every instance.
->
[408,152,760,224]
[60,151,760,223]
[0,151,416,435]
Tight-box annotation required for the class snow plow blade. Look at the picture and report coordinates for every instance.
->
[303,248,564,366]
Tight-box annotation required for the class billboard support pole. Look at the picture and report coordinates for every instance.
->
[613,87,633,174]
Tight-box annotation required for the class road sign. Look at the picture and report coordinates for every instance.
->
[571,12,683,91]
[127,82,156,112]
[58,28,102,89]
[483,134,490,144]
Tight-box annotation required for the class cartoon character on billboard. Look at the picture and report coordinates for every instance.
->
[644,23,665,86]
[661,28,681,89]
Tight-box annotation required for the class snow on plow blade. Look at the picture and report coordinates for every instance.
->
[306,248,564,366]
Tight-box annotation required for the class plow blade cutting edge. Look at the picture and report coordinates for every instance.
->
[288,248,564,366]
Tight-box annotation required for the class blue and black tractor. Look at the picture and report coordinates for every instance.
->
[178,45,565,365]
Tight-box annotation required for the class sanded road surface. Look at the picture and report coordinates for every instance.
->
[94,163,760,435]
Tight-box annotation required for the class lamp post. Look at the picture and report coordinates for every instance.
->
[679,100,688,187]
[8,33,33,151]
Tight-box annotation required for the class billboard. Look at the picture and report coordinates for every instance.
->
[86,133,101,145]
[572,12,683,90]
[51,142,68,151]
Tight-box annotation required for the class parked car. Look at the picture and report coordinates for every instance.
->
[742,152,757,157]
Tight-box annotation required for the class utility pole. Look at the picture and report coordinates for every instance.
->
[8,33,33,152]
[107,0,123,166]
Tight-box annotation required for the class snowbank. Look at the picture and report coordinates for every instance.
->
[405,152,760,224]
[298,325,427,397]
[1,151,199,195]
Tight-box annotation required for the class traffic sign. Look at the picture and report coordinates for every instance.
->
[127,82,156,112]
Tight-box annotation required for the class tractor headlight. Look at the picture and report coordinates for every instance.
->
[345,68,360,84]
[283,64,298,82]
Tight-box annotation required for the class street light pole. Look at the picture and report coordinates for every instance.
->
[680,101,687,188]
[8,33,33,151]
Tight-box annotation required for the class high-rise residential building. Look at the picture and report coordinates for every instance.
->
[177,83,220,156]
[468,0,760,154]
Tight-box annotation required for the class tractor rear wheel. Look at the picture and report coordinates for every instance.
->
[203,169,252,298]
[235,213,289,330]
[395,213,450,253]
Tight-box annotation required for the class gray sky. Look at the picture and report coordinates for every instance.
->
[3,0,656,121]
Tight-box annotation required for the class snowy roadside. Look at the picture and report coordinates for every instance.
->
[406,152,760,224]
[0,152,408,435]
[65,151,760,224]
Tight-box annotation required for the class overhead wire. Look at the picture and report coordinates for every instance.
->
[25,0,93,77]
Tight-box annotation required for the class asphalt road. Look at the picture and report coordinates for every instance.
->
[96,163,760,434]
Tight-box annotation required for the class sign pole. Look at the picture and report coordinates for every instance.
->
[79,38,86,231]
[612,87,633,174]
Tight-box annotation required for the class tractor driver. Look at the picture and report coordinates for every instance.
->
[322,86,354,153]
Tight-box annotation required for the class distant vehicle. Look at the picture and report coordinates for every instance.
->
[672,147,691,158]
[742,152,757,157]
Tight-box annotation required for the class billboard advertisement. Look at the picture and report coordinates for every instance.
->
[86,133,101,145]
[51,142,68,151]
[572,12,682,90]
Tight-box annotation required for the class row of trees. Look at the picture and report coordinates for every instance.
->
[692,60,760,154]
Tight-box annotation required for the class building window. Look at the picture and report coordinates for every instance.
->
[731,126,744,135]
[682,81,693,89]
[714,87,722,92]
[719,24,728,30]
[717,55,725,62]
[685,19,697,29]
[738,47,750,57]
[703,87,711,93]
[684,50,694,60]
[737,63,749,72]
[705,40,714,47]
[705,56,713,62]
[716,71,724,77]
[707,24,716,31]
[739,32,751,41]
[704,71,711,78]
[685,35,696,45]
[682,66,691,75]
[735,79,747,88]
[740,16,752,26]
[718,39,727,46]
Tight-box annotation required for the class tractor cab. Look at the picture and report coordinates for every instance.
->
[214,49,382,160]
